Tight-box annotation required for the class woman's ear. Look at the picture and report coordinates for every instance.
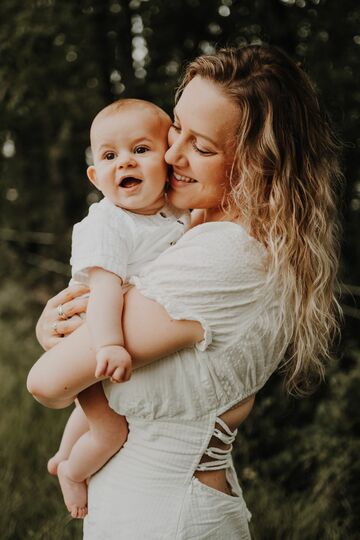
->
[87,166,99,189]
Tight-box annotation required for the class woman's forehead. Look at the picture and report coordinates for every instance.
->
[175,76,240,141]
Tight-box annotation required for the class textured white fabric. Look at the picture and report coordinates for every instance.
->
[85,221,289,539]
[85,417,252,540]
[70,196,190,283]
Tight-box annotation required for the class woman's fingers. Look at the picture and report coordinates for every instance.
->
[54,315,84,336]
[36,325,61,350]
[46,284,90,309]
[45,336,64,349]
[36,285,89,350]
[60,295,89,319]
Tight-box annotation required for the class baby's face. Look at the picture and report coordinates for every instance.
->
[88,108,170,215]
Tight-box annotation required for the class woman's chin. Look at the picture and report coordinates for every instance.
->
[167,189,191,210]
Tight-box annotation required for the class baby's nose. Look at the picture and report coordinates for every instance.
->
[117,151,136,167]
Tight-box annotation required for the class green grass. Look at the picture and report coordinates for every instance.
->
[0,280,82,539]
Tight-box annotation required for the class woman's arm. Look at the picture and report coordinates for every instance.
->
[27,286,203,408]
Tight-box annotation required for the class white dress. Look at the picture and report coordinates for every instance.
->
[84,222,289,540]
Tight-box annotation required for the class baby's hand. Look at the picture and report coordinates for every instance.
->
[95,345,132,383]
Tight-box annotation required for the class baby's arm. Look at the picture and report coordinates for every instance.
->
[87,267,131,383]
[27,287,203,409]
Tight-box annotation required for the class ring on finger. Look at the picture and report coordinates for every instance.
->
[51,321,59,335]
[57,303,68,320]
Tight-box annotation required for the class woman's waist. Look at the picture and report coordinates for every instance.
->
[114,416,212,483]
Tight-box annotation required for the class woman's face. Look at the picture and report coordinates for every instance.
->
[165,76,241,217]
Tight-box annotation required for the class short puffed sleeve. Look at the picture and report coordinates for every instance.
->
[131,222,269,352]
[70,198,134,283]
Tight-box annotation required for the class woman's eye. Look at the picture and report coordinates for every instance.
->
[104,152,116,160]
[191,141,213,156]
[134,146,149,154]
[171,123,181,132]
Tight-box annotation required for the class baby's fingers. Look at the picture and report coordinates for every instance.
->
[110,367,125,383]
[111,365,132,383]
[123,364,132,382]
[95,358,108,378]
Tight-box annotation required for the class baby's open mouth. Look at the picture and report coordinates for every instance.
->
[119,177,142,188]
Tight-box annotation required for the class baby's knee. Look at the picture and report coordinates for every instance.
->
[27,368,73,409]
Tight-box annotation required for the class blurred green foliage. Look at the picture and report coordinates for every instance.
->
[0,0,359,538]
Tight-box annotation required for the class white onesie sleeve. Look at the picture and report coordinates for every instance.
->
[70,197,134,284]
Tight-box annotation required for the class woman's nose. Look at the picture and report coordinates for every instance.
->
[165,137,188,168]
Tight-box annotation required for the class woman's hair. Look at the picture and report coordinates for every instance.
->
[177,46,343,395]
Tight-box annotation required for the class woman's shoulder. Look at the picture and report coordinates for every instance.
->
[170,221,267,275]
[138,219,269,308]
[183,220,263,248]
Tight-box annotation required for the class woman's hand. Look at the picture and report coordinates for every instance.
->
[36,284,90,351]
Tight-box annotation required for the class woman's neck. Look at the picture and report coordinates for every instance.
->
[192,207,240,225]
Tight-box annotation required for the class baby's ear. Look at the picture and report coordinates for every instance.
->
[87,166,99,189]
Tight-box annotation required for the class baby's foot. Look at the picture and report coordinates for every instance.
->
[57,461,88,519]
[47,451,66,475]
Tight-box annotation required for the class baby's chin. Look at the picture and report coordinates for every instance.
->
[115,195,166,216]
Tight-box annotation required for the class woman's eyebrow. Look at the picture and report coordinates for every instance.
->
[189,129,218,148]
[173,110,218,148]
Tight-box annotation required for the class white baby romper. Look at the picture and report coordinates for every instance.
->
[84,221,289,540]
[70,196,190,284]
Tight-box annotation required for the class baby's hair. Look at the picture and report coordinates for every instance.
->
[178,46,343,395]
[90,98,171,142]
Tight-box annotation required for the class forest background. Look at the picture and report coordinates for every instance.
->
[0,0,359,539]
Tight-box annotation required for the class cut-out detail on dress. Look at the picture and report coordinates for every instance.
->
[196,416,238,472]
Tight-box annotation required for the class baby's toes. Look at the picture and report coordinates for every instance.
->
[80,506,88,519]
[71,506,79,519]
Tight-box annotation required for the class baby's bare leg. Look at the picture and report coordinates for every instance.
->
[48,401,89,475]
[57,382,128,519]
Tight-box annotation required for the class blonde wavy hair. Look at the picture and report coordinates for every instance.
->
[177,46,342,394]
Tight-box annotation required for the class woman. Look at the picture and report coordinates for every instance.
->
[28,45,341,539]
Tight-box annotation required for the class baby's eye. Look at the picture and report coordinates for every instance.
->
[104,152,116,160]
[171,123,181,132]
[134,146,149,154]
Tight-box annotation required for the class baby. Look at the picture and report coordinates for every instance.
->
[46,99,189,518]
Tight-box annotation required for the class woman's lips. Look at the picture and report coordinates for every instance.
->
[170,172,197,188]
